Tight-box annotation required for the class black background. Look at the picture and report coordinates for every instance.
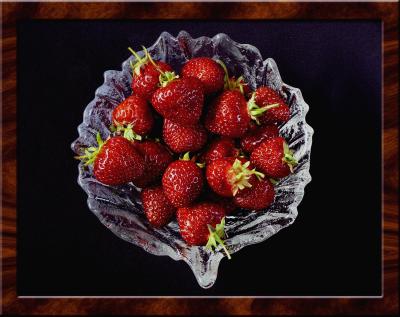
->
[17,21,381,296]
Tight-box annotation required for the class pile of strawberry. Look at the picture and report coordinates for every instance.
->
[77,46,297,258]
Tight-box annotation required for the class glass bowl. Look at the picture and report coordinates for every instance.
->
[71,31,313,289]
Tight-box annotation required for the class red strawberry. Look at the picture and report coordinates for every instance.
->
[206,157,264,197]
[129,46,173,100]
[162,119,207,154]
[177,202,231,258]
[204,189,237,215]
[251,137,298,178]
[233,178,275,211]
[254,86,290,125]
[131,140,173,187]
[111,95,154,141]
[151,75,204,126]
[240,123,280,153]
[205,90,249,138]
[181,57,225,94]
[202,137,239,165]
[162,153,204,207]
[76,134,145,186]
[141,186,176,228]
[205,89,276,138]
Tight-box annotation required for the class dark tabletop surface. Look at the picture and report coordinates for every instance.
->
[17,20,381,296]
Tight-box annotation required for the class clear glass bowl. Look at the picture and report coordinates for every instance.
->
[71,31,313,289]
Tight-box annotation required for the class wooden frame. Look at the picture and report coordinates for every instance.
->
[2,2,398,315]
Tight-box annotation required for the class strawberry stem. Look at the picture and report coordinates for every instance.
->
[128,47,148,76]
[282,142,298,173]
[75,132,104,166]
[159,71,179,87]
[229,159,264,196]
[216,59,247,94]
[247,92,279,125]
[141,45,165,75]
[206,217,231,259]
[269,178,279,185]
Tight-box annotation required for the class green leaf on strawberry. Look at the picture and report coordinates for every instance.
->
[282,142,298,172]
[206,217,231,259]
[230,158,264,195]
[75,132,104,166]
[247,92,279,125]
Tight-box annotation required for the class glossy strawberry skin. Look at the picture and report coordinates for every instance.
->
[181,57,225,95]
[206,157,253,198]
[177,202,226,245]
[234,178,275,210]
[112,95,154,135]
[132,141,173,187]
[94,137,145,186]
[141,186,176,228]
[251,137,291,178]
[162,119,207,154]
[255,87,290,125]
[151,77,204,126]
[204,189,237,214]
[162,160,204,208]
[202,137,239,165]
[205,90,250,138]
[240,123,280,153]
[132,61,172,101]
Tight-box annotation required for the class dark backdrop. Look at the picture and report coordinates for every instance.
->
[17,20,381,296]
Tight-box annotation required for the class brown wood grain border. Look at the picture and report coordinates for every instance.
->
[2,2,398,315]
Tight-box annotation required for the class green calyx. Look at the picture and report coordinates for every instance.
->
[179,152,204,168]
[111,123,142,141]
[269,178,279,185]
[206,217,231,259]
[229,159,265,196]
[247,92,279,125]
[282,142,298,173]
[216,59,246,94]
[128,45,162,77]
[180,152,192,161]
[159,71,179,87]
[75,132,104,166]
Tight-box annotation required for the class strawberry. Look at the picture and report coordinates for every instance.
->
[240,123,280,153]
[131,140,173,187]
[205,90,249,138]
[151,75,204,126]
[205,89,278,138]
[177,202,231,258]
[129,46,173,101]
[162,153,204,207]
[233,178,275,211]
[251,136,298,178]
[111,95,154,141]
[204,189,237,215]
[181,57,225,94]
[76,133,145,186]
[141,186,176,228]
[254,86,290,125]
[162,119,207,154]
[202,137,239,165]
[206,157,264,197]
